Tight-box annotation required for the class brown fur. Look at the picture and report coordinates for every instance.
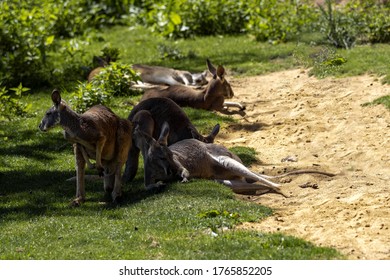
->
[134,122,335,196]
[39,89,132,205]
[122,97,220,184]
[140,59,245,114]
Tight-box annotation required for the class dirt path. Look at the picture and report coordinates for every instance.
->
[217,69,390,260]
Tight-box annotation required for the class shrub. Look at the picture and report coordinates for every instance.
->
[318,0,390,49]
[0,84,31,121]
[137,0,250,38]
[71,62,141,112]
[247,0,318,44]
[0,0,133,89]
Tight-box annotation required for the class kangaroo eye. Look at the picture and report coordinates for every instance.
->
[46,112,51,116]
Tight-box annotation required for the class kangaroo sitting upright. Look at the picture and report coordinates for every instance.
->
[134,122,336,196]
[132,63,208,87]
[39,89,133,205]
[140,59,245,114]
[122,97,220,184]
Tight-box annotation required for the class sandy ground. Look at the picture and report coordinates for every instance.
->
[217,69,390,260]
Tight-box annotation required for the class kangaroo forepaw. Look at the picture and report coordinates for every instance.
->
[180,168,190,181]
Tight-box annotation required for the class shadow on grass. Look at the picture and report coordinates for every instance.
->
[0,127,71,163]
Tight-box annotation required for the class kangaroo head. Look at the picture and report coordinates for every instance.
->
[38,89,65,132]
[135,122,179,184]
[206,59,234,98]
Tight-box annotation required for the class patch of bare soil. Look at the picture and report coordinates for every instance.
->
[218,69,390,260]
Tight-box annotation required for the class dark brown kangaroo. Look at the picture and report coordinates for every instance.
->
[134,122,336,196]
[140,59,245,114]
[39,89,132,205]
[122,97,220,184]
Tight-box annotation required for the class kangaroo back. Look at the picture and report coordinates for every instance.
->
[132,64,208,86]
[122,97,220,183]
[139,59,235,111]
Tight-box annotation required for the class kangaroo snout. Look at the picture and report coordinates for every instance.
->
[38,122,47,132]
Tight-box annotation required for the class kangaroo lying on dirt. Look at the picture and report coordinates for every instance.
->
[140,59,245,114]
[132,63,208,87]
[122,97,220,184]
[39,89,132,205]
[134,122,336,197]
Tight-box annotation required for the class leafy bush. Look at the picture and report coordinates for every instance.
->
[0,0,133,89]
[137,0,250,38]
[345,0,390,44]
[0,84,31,121]
[247,0,318,44]
[0,2,57,87]
[318,0,390,49]
[71,62,141,112]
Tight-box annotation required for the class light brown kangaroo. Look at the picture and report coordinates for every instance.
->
[122,97,220,184]
[135,122,336,196]
[140,59,245,114]
[132,63,208,86]
[39,89,133,205]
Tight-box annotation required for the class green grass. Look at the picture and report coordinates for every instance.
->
[6,24,390,260]
[84,26,390,84]
[362,95,390,110]
[0,91,342,260]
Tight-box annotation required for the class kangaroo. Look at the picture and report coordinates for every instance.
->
[87,55,111,82]
[135,122,336,196]
[39,89,133,206]
[132,63,208,87]
[122,97,220,184]
[140,59,245,114]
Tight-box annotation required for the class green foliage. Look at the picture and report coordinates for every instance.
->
[318,0,390,49]
[71,62,141,112]
[0,84,32,121]
[99,46,121,63]
[0,0,133,88]
[362,95,390,110]
[345,0,390,44]
[229,146,259,166]
[157,43,185,60]
[138,0,250,39]
[318,0,357,49]
[247,0,318,44]
[0,1,57,87]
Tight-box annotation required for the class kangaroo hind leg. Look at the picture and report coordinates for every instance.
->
[208,154,280,188]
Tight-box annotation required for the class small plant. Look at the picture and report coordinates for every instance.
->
[71,62,141,112]
[0,84,32,121]
[247,0,318,44]
[318,0,357,49]
[362,95,390,110]
[308,46,347,78]
[157,43,185,60]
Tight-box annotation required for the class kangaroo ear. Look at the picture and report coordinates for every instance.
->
[158,122,170,146]
[216,65,225,80]
[51,89,61,106]
[206,59,217,77]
